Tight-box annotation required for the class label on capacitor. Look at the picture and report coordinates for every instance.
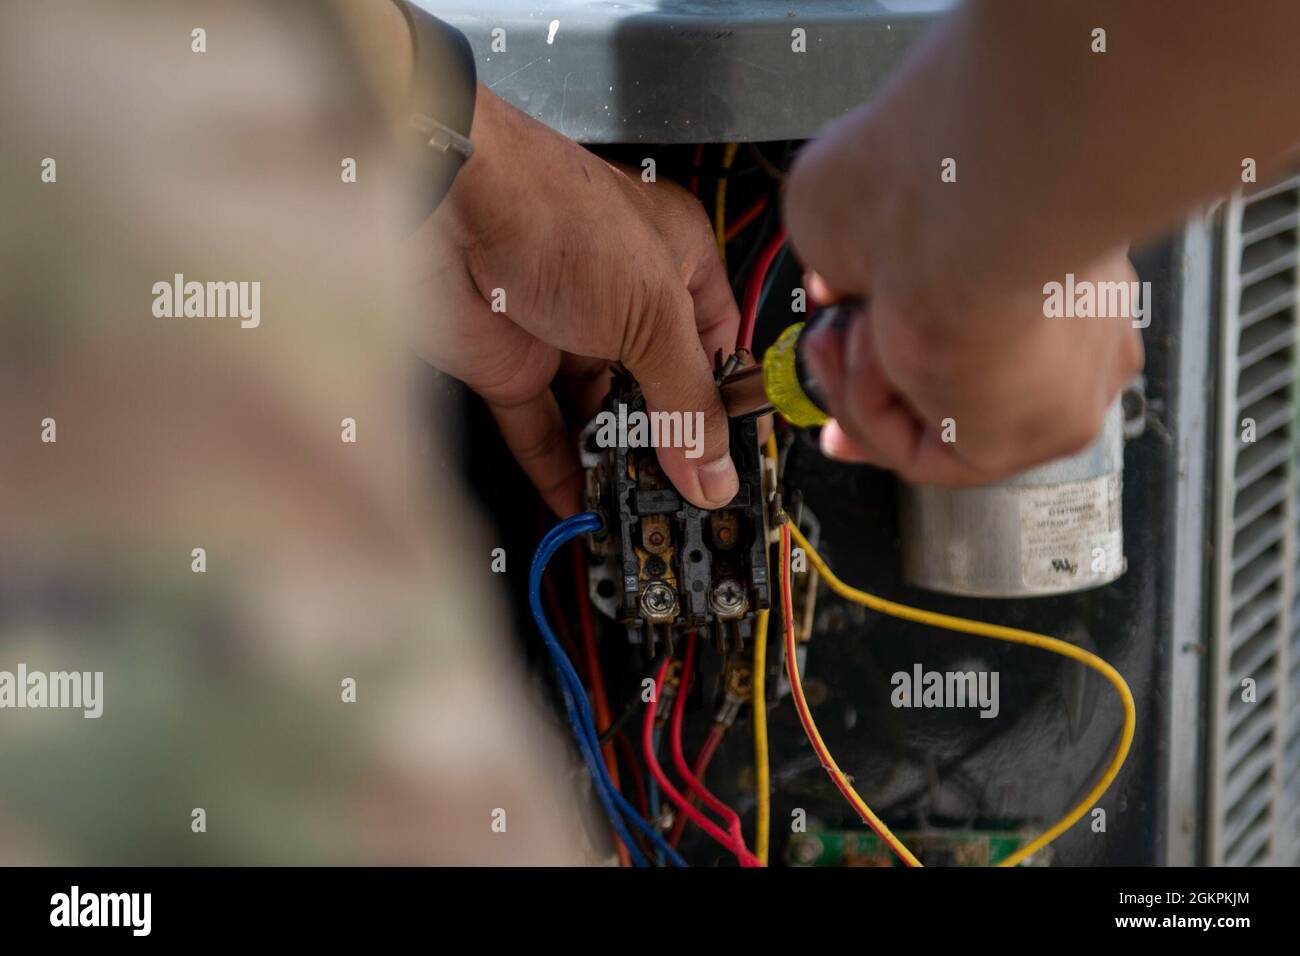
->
[1019,473,1123,590]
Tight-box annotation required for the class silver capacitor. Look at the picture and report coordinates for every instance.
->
[900,401,1125,597]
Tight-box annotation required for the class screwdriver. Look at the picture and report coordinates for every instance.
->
[718,299,860,425]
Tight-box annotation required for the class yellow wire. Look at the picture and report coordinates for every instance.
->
[784,519,1136,868]
[752,433,778,865]
[715,143,739,264]
[780,525,922,866]
[752,608,771,864]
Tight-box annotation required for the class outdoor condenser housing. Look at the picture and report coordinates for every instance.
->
[432,0,1300,866]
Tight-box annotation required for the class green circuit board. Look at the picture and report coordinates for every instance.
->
[785,830,1052,867]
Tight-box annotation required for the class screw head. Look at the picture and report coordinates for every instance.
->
[710,579,746,616]
[640,581,677,617]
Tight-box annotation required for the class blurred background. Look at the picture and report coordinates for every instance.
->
[0,0,593,865]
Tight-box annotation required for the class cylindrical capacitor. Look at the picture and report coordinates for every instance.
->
[900,401,1125,597]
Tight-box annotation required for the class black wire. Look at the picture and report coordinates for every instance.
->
[599,648,672,745]
[728,142,798,296]
[598,688,642,745]
[726,164,773,181]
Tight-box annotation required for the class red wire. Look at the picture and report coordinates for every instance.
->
[641,656,761,866]
[738,227,787,351]
[780,523,918,866]
[725,195,769,241]
[689,144,704,196]
[780,524,855,805]
[667,722,725,847]
[669,634,755,849]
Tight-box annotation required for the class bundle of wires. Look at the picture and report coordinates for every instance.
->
[665,719,727,847]
[778,523,921,866]
[738,228,786,352]
[641,637,762,867]
[529,511,687,867]
[777,516,1138,867]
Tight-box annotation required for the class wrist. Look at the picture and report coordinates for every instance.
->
[438,86,525,246]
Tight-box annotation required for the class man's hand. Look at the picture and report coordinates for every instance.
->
[783,15,1145,487]
[791,248,1143,486]
[415,86,740,515]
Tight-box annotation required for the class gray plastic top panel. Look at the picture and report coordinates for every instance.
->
[418,1,952,143]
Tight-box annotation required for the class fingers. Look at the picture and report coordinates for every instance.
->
[803,269,844,309]
[559,352,614,423]
[647,185,742,364]
[685,238,742,364]
[485,389,585,517]
[416,266,586,515]
[621,282,739,510]
[615,191,742,510]
[429,120,752,515]
[806,297,1143,487]
[802,318,897,466]
[804,310,999,486]
[1116,324,1145,394]
[559,194,744,511]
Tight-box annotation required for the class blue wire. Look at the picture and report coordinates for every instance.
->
[529,512,688,868]
[535,518,688,867]
[529,516,643,865]
[530,515,686,867]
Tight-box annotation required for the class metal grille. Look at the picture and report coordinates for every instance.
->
[1210,173,1300,865]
